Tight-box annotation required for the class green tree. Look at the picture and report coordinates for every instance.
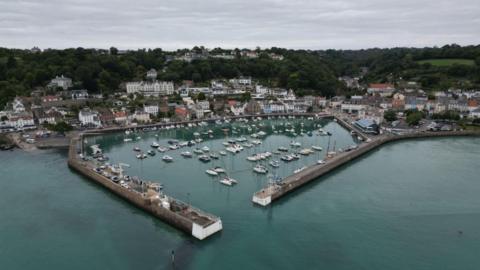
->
[406,111,424,126]
[384,110,397,122]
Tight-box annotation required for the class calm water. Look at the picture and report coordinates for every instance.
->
[1,119,480,270]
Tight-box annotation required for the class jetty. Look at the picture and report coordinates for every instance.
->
[253,121,480,206]
[67,135,222,240]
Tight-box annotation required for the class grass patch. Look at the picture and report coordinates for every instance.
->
[417,58,475,67]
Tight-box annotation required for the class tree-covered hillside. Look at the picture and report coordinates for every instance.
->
[0,44,479,108]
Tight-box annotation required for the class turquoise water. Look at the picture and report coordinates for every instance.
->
[1,119,480,269]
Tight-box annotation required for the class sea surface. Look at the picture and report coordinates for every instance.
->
[1,118,480,270]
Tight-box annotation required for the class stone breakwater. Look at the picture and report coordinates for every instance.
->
[67,135,222,240]
[253,130,480,206]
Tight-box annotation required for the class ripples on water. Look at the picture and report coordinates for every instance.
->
[1,121,480,270]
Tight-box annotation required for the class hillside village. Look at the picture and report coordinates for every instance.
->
[1,66,480,139]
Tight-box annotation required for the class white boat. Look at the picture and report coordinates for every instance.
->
[206,169,218,176]
[213,167,226,173]
[294,166,307,174]
[253,165,268,174]
[169,145,178,150]
[151,142,160,148]
[312,145,323,151]
[247,155,259,162]
[269,160,280,168]
[290,141,301,147]
[219,151,227,156]
[133,146,141,152]
[222,142,230,146]
[251,140,262,145]
[317,159,326,165]
[123,138,132,142]
[220,177,238,186]
[157,147,167,152]
[193,148,204,154]
[243,142,254,148]
[136,153,147,159]
[202,146,210,152]
[181,151,193,158]
[299,148,312,155]
[162,155,173,162]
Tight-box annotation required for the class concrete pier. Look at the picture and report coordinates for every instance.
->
[253,130,480,206]
[68,135,222,240]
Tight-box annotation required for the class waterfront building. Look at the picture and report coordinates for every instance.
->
[78,108,101,127]
[48,75,72,90]
[354,118,379,134]
[114,111,128,124]
[132,111,151,123]
[143,103,159,116]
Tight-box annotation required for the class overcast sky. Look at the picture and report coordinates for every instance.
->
[1,0,479,50]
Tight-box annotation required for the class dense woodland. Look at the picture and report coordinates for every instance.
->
[0,44,479,108]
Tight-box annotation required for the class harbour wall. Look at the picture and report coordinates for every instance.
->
[67,136,221,239]
[255,130,480,206]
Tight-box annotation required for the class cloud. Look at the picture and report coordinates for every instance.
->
[0,0,478,50]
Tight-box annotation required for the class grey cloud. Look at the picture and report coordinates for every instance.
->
[0,0,478,50]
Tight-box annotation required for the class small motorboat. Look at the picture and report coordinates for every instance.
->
[181,151,192,158]
[278,147,288,152]
[123,138,132,142]
[151,142,160,148]
[220,177,238,186]
[147,150,156,156]
[157,146,167,152]
[193,148,204,154]
[269,160,280,168]
[317,159,326,165]
[198,155,211,162]
[290,141,301,147]
[210,153,220,159]
[133,147,141,152]
[312,145,323,151]
[162,155,173,162]
[253,165,268,174]
[206,169,218,176]
[219,151,227,156]
[294,166,307,174]
[136,153,147,159]
[201,146,210,152]
[213,167,226,173]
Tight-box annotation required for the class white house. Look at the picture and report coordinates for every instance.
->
[143,104,159,116]
[146,69,157,81]
[229,77,252,86]
[78,108,101,127]
[131,111,150,123]
[230,104,245,116]
[126,81,174,96]
[12,98,26,113]
[255,85,269,95]
[48,75,72,90]
[7,114,35,129]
